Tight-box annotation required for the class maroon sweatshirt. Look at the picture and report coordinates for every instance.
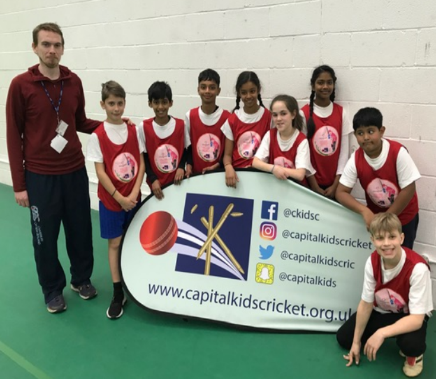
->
[6,64,100,192]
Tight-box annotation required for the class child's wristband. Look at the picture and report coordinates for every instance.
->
[270,165,275,173]
[111,189,117,197]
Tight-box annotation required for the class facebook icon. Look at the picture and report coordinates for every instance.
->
[261,201,278,221]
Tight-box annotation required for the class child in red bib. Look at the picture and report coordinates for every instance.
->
[337,213,432,378]
[252,94,314,186]
[87,81,145,319]
[336,107,420,249]
[221,71,271,188]
[301,65,351,199]
[139,81,190,199]
[185,69,230,176]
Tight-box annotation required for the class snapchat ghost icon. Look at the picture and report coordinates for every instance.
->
[255,263,274,284]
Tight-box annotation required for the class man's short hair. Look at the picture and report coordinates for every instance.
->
[33,22,65,46]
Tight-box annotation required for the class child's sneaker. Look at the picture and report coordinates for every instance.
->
[403,354,423,377]
[106,296,127,319]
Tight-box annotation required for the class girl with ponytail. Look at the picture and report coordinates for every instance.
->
[301,65,351,199]
[221,71,271,188]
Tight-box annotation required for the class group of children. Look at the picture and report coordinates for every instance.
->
[87,65,431,377]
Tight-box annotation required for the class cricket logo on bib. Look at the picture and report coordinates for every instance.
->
[367,179,398,208]
[273,157,294,169]
[155,144,179,173]
[313,126,339,156]
[238,131,261,159]
[197,133,221,162]
[375,288,408,313]
[112,153,138,183]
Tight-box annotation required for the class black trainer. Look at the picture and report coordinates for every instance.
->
[71,283,98,300]
[46,295,67,313]
[106,296,127,319]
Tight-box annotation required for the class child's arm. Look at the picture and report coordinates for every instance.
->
[184,114,193,178]
[327,115,350,198]
[387,182,416,216]
[336,108,351,177]
[151,180,163,199]
[174,168,185,184]
[223,138,239,188]
[386,147,420,216]
[324,175,341,199]
[143,153,163,200]
[94,162,136,211]
[363,313,425,362]
[307,175,326,196]
[336,183,374,228]
[344,299,373,367]
[174,148,187,185]
[202,162,220,174]
[296,138,318,185]
[185,145,193,178]
[127,154,145,202]
[252,157,305,181]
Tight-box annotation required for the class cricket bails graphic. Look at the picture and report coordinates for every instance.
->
[139,194,253,280]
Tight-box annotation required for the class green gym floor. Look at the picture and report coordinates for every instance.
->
[0,182,434,379]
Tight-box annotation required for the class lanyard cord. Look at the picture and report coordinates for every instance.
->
[40,80,64,124]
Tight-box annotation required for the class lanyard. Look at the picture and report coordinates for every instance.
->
[40,80,64,124]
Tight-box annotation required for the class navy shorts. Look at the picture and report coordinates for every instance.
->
[99,201,140,239]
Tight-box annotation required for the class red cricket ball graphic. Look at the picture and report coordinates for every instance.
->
[139,211,178,255]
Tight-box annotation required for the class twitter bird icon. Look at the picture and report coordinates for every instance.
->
[259,245,274,260]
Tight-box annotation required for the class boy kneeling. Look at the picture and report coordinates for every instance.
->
[336,213,432,377]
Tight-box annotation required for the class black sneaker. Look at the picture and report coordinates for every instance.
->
[71,283,98,300]
[47,295,67,313]
[106,296,127,319]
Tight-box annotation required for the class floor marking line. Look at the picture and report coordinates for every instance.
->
[0,340,53,379]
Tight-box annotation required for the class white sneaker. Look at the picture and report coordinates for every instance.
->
[403,354,423,377]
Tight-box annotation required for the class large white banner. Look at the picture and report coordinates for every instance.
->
[121,170,372,331]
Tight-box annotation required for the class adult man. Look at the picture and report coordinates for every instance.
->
[6,23,99,313]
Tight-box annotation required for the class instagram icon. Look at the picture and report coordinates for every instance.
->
[260,222,277,240]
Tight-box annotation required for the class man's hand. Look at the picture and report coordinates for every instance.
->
[15,190,29,208]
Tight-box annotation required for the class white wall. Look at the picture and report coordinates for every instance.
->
[1,0,435,284]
